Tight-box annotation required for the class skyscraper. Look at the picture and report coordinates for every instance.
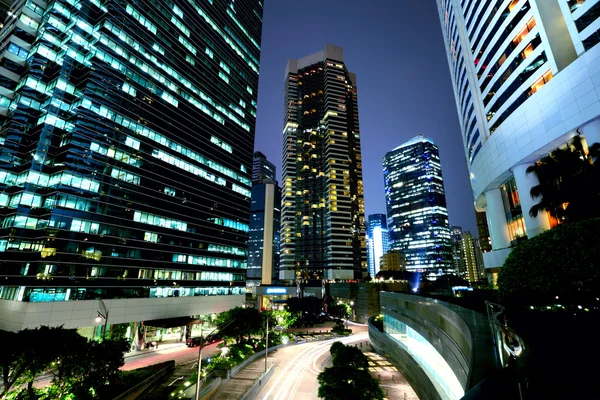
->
[450,226,465,276]
[252,151,276,183]
[280,44,366,282]
[460,232,484,283]
[383,135,452,275]
[247,153,280,287]
[366,214,389,277]
[436,1,600,281]
[0,0,263,332]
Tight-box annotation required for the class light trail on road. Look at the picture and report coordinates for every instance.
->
[260,333,368,400]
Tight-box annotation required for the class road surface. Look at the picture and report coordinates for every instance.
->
[257,328,370,400]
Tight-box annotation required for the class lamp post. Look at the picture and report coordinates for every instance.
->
[265,315,269,372]
[95,299,109,339]
[195,319,233,400]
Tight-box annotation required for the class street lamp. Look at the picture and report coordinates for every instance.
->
[265,315,269,372]
[195,319,234,400]
[96,299,109,339]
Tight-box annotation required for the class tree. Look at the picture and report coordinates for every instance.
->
[332,344,369,370]
[527,136,600,223]
[0,330,24,397]
[272,308,296,329]
[215,307,262,344]
[318,366,384,400]
[498,218,600,307]
[318,343,384,400]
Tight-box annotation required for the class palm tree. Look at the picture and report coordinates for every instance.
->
[526,136,600,223]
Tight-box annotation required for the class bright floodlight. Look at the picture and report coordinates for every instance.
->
[412,287,418,293]
[95,316,102,323]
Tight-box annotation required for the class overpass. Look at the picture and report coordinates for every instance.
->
[368,292,496,400]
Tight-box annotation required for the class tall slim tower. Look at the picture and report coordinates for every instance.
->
[252,151,276,183]
[436,0,600,280]
[0,0,263,332]
[366,214,390,278]
[247,153,281,287]
[383,135,453,275]
[280,45,366,282]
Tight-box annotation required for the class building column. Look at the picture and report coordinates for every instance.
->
[484,188,511,250]
[581,118,600,148]
[513,164,551,238]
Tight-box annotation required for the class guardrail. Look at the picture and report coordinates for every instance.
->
[112,360,175,400]
[239,363,275,400]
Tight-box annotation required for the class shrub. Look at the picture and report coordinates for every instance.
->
[498,218,600,307]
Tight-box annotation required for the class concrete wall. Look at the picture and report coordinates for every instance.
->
[369,317,443,400]
[0,295,244,332]
[370,293,495,400]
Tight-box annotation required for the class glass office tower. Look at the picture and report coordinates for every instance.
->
[280,44,367,282]
[383,135,452,275]
[0,0,262,328]
[366,213,389,278]
[436,0,600,279]
[247,152,280,287]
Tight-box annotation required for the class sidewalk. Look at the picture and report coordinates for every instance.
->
[125,339,186,359]
[211,357,273,400]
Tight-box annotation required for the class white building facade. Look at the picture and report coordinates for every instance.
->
[436,0,600,280]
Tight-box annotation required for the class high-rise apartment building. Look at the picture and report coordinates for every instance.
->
[460,231,484,283]
[436,1,600,281]
[280,44,366,282]
[383,135,453,276]
[366,213,390,277]
[252,151,276,183]
[247,153,280,287]
[450,225,465,275]
[0,0,263,332]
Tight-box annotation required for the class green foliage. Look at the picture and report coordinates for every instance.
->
[498,218,600,307]
[331,324,352,335]
[271,309,297,329]
[332,345,369,370]
[215,307,262,344]
[329,303,351,319]
[318,343,383,400]
[527,136,600,222]
[1,326,130,399]
[318,366,384,400]
[371,315,384,332]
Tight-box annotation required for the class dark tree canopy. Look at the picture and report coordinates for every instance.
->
[215,306,262,343]
[498,218,600,306]
[526,136,600,223]
[318,343,383,400]
[318,366,384,400]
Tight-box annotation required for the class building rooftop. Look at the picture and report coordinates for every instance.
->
[392,134,435,151]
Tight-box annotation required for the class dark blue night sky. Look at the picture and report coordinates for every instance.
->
[254,0,478,235]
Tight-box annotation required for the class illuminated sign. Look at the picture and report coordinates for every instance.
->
[266,288,287,294]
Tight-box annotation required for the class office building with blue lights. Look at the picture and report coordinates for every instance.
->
[383,135,453,276]
[0,0,263,332]
[366,213,389,278]
[247,152,280,287]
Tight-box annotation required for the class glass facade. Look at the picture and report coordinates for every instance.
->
[366,213,389,277]
[384,314,465,400]
[280,46,366,281]
[500,177,527,245]
[0,0,263,302]
[384,135,453,275]
[247,180,281,286]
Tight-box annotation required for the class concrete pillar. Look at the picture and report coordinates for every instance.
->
[484,189,511,250]
[513,164,551,238]
[581,118,600,148]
